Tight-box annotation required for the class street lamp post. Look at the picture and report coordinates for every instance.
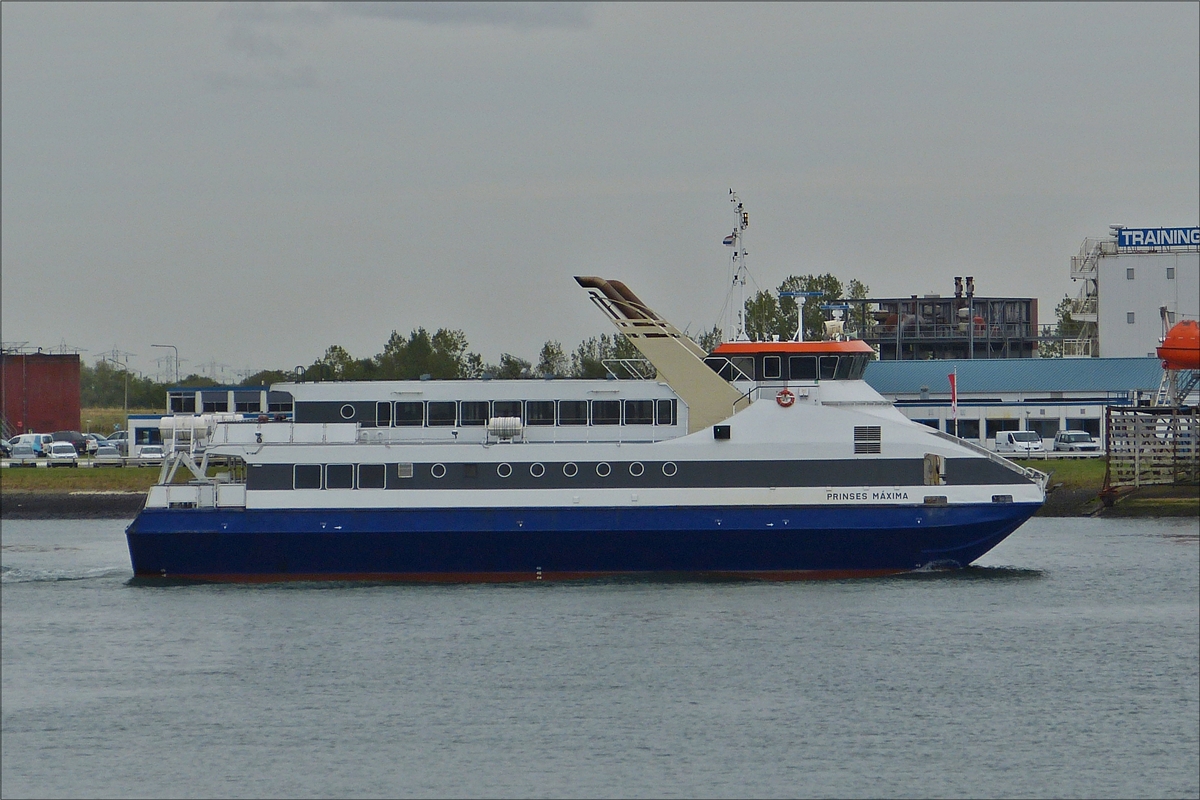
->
[152,344,180,384]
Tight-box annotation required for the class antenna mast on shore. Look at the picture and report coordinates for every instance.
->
[725,190,750,341]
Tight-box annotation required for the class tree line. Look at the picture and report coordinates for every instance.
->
[88,271,1101,406]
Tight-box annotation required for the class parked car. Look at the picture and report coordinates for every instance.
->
[9,443,39,466]
[93,445,124,466]
[1053,430,1101,453]
[83,432,110,454]
[47,441,80,467]
[137,444,165,465]
[108,431,129,456]
[52,430,88,456]
[995,430,1044,454]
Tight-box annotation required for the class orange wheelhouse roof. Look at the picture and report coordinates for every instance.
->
[710,340,875,356]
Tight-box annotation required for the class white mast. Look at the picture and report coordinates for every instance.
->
[725,190,750,342]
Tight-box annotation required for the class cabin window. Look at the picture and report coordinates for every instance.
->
[395,402,423,427]
[376,402,392,427]
[326,464,354,489]
[492,400,522,420]
[624,400,654,425]
[526,401,555,426]
[460,401,489,426]
[835,356,853,380]
[294,464,322,489]
[358,463,386,489]
[789,356,817,381]
[656,399,676,426]
[1167,267,1175,279]
[427,402,457,426]
[559,400,588,426]
[592,400,621,425]
[762,356,782,380]
[819,356,839,381]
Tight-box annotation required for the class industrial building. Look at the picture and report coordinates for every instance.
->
[842,278,1038,360]
[862,356,1166,451]
[1,350,81,438]
[1067,226,1200,358]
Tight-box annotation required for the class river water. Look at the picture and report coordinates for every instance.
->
[2,517,1197,799]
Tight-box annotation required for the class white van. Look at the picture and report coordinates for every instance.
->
[11,432,54,456]
[995,430,1044,454]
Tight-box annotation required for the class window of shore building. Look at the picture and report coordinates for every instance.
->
[1028,419,1059,438]
[954,419,980,439]
[986,419,1020,439]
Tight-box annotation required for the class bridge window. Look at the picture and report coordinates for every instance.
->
[294,464,322,489]
[526,400,555,426]
[762,355,782,380]
[559,400,588,426]
[624,400,654,425]
[395,402,423,427]
[326,464,354,489]
[358,463,386,489]
[656,399,676,426]
[427,402,457,426]
[592,400,621,425]
[789,356,817,381]
[492,400,522,420]
[819,356,839,381]
[460,401,489,426]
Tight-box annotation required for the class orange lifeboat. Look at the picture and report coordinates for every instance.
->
[1157,319,1200,370]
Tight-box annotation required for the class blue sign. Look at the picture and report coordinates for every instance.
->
[1116,227,1200,248]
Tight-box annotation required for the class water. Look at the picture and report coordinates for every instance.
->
[2,518,1197,799]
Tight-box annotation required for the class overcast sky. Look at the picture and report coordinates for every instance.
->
[3,2,1197,381]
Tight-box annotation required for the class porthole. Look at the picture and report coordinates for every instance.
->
[340,404,356,420]
[629,462,644,477]
[596,462,611,477]
[497,463,512,478]
[530,462,545,478]
[662,461,678,477]
[563,462,578,478]
[431,463,447,479]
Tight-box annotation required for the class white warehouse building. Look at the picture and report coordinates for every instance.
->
[1067,226,1199,358]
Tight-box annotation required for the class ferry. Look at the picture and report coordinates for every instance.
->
[125,280,1046,581]
[125,205,1046,581]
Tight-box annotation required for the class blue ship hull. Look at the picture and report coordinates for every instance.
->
[125,503,1038,582]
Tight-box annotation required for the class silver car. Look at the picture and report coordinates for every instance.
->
[93,445,124,467]
[47,441,80,467]
[1053,431,1101,452]
[137,445,165,465]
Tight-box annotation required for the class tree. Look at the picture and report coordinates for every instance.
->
[535,340,569,377]
[741,273,867,342]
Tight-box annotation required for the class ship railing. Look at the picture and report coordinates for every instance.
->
[928,429,1049,490]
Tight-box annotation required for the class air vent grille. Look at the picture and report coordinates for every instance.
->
[854,426,882,454]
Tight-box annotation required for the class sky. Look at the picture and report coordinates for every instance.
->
[3,2,1198,382]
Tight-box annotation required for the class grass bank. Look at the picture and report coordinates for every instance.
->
[1,465,161,493]
[81,407,160,434]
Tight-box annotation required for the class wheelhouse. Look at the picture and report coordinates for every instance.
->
[704,340,875,383]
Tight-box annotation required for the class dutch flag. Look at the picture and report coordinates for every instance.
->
[723,233,736,246]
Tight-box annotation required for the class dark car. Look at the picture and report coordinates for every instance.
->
[51,430,89,456]
[0,438,11,458]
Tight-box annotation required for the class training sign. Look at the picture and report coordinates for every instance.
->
[1116,227,1200,249]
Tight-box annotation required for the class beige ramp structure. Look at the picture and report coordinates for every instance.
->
[575,276,748,434]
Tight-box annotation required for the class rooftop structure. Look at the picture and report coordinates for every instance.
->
[837,277,1038,360]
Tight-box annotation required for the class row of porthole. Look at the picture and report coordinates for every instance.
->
[428,461,678,479]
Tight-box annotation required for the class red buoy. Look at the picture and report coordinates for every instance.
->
[1157,319,1200,370]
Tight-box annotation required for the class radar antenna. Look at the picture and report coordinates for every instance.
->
[724,190,751,341]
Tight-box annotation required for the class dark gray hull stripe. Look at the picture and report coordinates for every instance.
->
[247,458,1029,491]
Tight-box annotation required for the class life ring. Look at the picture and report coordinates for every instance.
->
[776,389,796,408]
